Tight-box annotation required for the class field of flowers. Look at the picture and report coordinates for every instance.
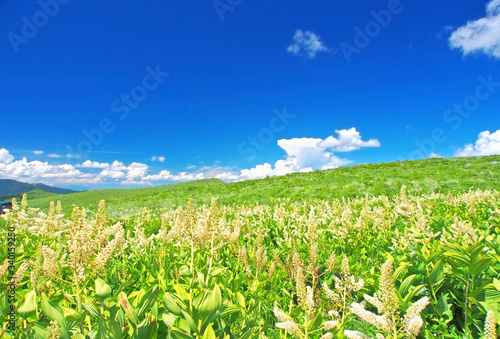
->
[1,186,500,338]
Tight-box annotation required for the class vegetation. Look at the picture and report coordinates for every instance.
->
[0,179,76,198]
[0,155,500,338]
[28,155,500,214]
[0,190,59,203]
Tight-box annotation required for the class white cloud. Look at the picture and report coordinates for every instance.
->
[0,129,379,186]
[78,160,110,169]
[287,30,328,59]
[0,148,14,164]
[454,129,500,157]
[449,0,500,58]
[318,128,381,152]
[429,152,443,158]
[48,154,62,158]
[151,156,165,162]
[33,150,43,155]
[215,128,379,181]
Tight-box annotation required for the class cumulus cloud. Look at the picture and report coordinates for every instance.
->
[429,152,443,159]
[287,30,328,59]
[214,128,379,181]
[454,129,500,157]
[0,129,379,186]
[449,0,500,58]
[318,128,381,152]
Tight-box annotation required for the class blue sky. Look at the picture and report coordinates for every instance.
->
[0,0,499,189]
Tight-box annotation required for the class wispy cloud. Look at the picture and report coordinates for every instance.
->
[48,154,62,158]
[33,150,44,155]
[449,0,500,58]
[151,156,165,162]
[287,30,328,59]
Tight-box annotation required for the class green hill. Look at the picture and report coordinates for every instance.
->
[0,179,76,197]
[26,155,500,214]
[0,189,60,202]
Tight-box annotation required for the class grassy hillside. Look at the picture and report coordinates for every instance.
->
[0,189,59,202]
[27,155,500,214]
[0,179,76,197]
[28,177,224,212]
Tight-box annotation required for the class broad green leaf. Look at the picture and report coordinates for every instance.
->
[170,328,193,339]
[428,260,444,287]
[162,312,178,328]
[61,306,82,322]
[399,274,417,298]
[197,283,222,317]
[119,292,139,326]
[96,317,122,339]
[470,258,494,277]
[18,290,37,317]
[163,293,183,316]
[136,285,159,318]
[95,277,112,299]
[201,324,216,339]
[41,293,67,328]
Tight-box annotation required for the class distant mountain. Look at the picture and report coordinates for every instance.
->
[0,179,76,199]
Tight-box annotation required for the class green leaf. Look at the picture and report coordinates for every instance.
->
[399,274,417,298]
[96,317,123,339]
[41,293,66,328]
[428,260,444,287]
[119,292,139,326]
[136,285,159,318]
[470,258,494,277]
[197,283,222,317]
[61,306,82,322]
[210,267,227,277]
[95,277,112,299]
[170,328,193,339]
[163,292,183,316]
[201,324,216,339]
[162,312,178,328]
[18,290,37,318]
[235,292,245,309]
